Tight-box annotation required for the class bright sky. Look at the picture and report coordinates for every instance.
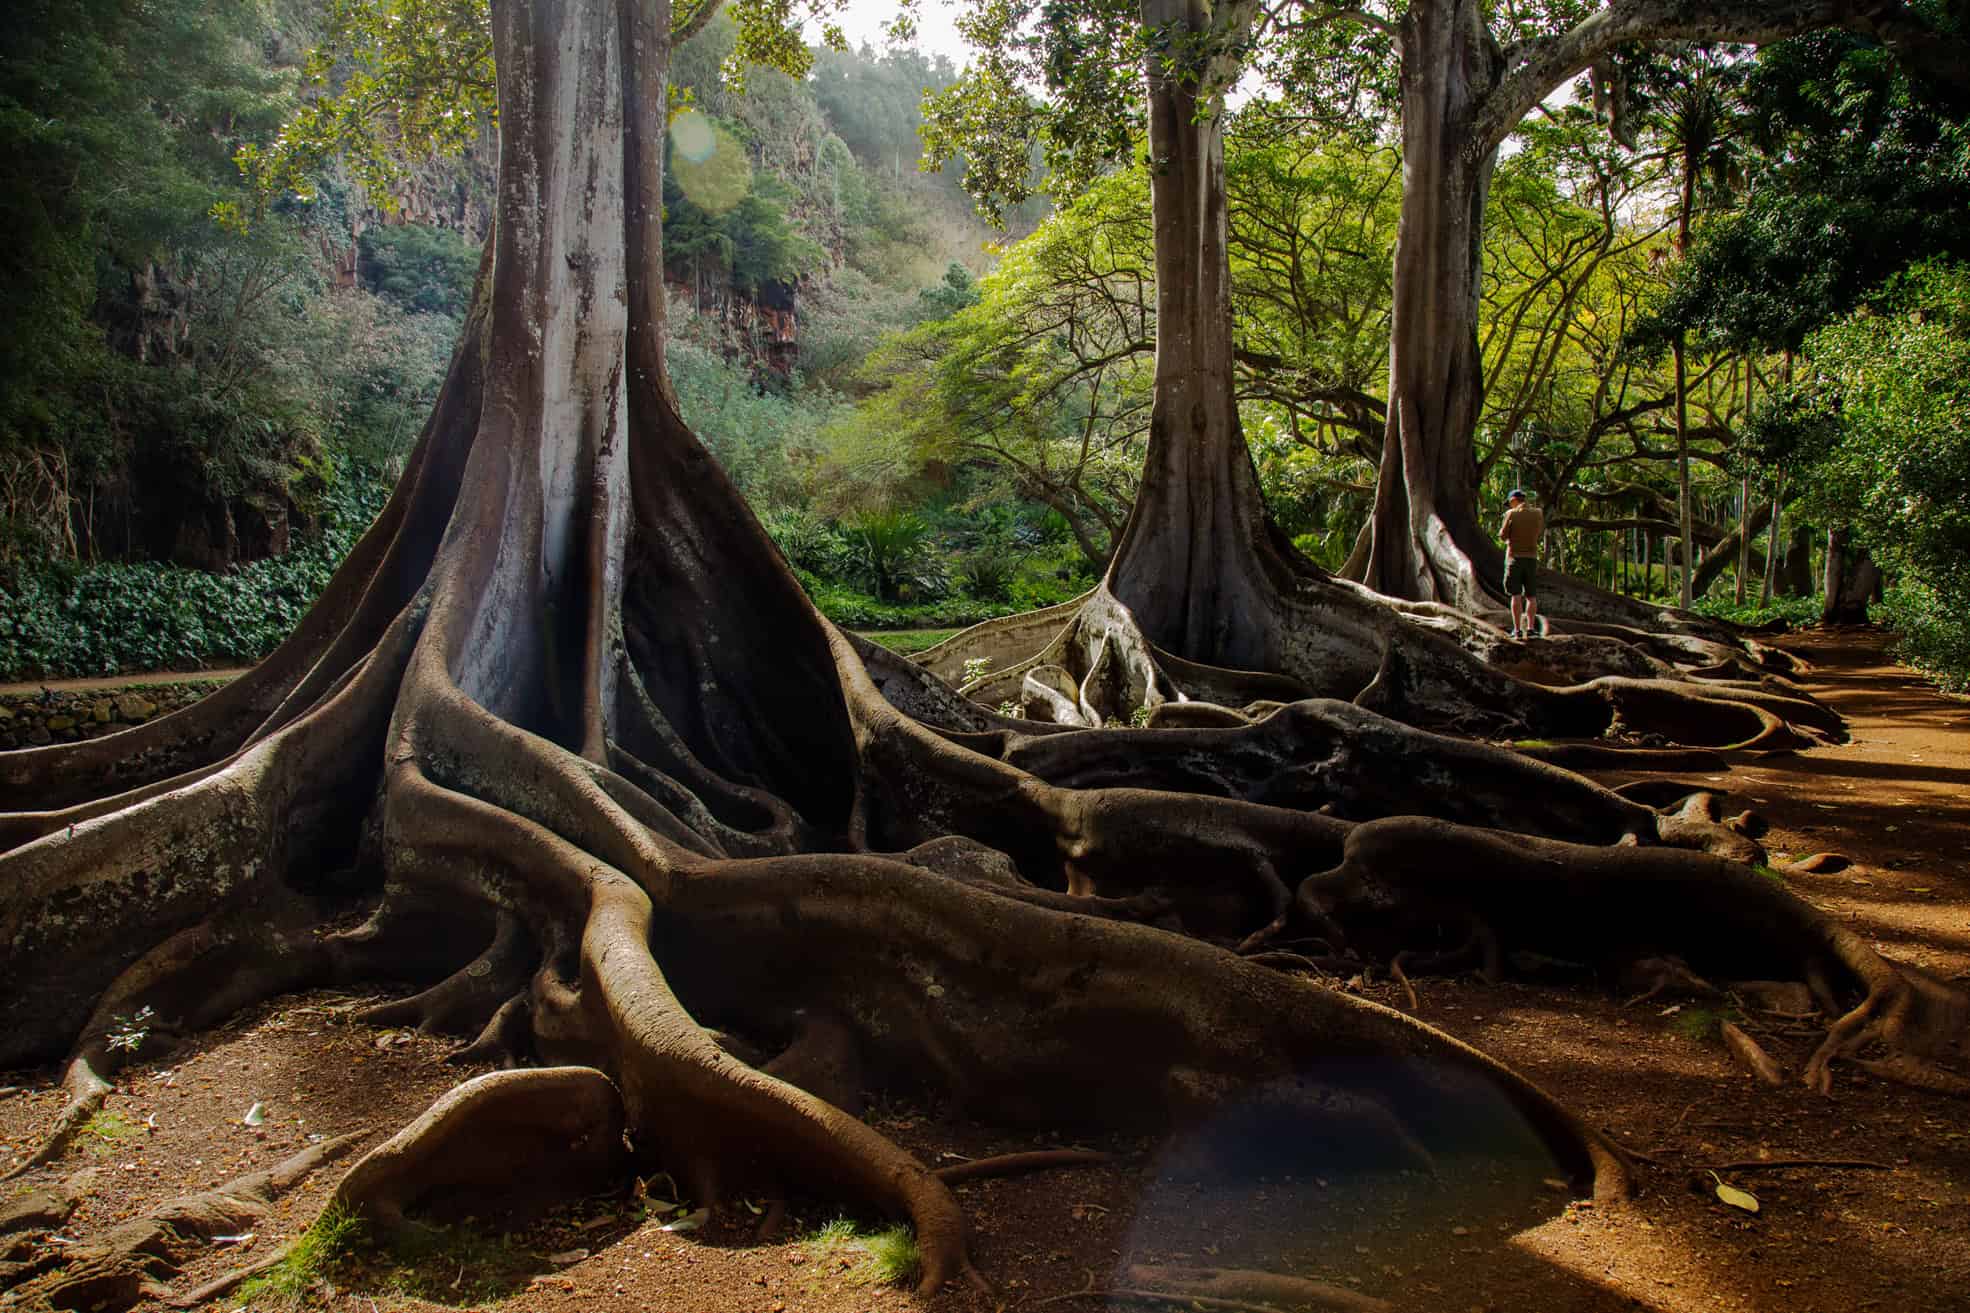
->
[808,1,972,67]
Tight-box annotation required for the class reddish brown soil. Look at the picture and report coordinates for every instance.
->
[4,627,1966,1313]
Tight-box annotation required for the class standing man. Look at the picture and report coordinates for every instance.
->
[1499,488,1545,639]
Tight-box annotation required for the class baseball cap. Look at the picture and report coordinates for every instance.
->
[1508,488,1527,499]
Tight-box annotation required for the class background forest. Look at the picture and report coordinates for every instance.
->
[2,0,1966,691]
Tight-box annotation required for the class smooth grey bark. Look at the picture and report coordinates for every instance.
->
[1104,0,1297,669]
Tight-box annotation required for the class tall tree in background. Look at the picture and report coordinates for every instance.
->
[1634,47,1747,608]
[921,0,1960,734]
[932,2,1961,625]
[1641,21,1970,623]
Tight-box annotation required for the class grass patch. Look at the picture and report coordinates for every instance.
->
[857,628,960,656]
[809,1217,922,1287]
[239,1201,365,1304]
[79,1109,142,1154]
[1511,738,1556,749]
[1754,864,1787,884]
[239,1209,537,1307]
[1667,1005,1743,1042]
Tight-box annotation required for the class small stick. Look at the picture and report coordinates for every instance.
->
[935,1149,1113,1186]
[1042,1288,1386,1313]
[1389,955,1419,1011]
[1708,1158,1892,1173]
[1721,1021,1785,1086]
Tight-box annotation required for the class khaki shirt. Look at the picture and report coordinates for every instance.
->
[1500,505,1544,558]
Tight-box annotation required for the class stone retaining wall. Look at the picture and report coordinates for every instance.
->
[0,681,229,751]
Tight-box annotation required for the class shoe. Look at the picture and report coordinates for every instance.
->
[1509,628,1523,641]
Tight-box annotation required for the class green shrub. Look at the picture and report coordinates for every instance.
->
[1690,592,1822,629]
[1882,579,1970,693]
[954,550,1018,601]
[0,469,390,679]
[842,511,948,603]
[760,507,845,575]
[801,546,1089,631]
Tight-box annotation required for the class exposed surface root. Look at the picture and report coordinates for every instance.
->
[2,1061,110,1184]
[918,579,1839,751]
[0,1131,367,1313]
[333,1068,627,1230]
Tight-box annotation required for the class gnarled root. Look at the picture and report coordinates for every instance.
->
[916,578,1840,751]
[1804,962,1970,1096]
[333,1068,627,1231]
[0,1131,367,1313]
[1289,817,1968,1094]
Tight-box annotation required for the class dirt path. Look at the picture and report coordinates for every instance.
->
[2,627,1965,1313]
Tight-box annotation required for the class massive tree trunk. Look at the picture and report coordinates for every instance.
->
[1358,0,1722,634]
[1106,0,1305,670]
[3,1,1962,1304]
[1362,0,1496,613]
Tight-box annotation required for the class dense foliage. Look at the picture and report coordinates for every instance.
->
[1772,264,1970,688]
[5,4,1967,688]
[1,469,390,678]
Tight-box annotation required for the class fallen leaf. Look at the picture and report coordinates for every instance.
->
[1711,1172,1760,1214]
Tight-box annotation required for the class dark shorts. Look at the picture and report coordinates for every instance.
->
[1504,556,1538,597]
